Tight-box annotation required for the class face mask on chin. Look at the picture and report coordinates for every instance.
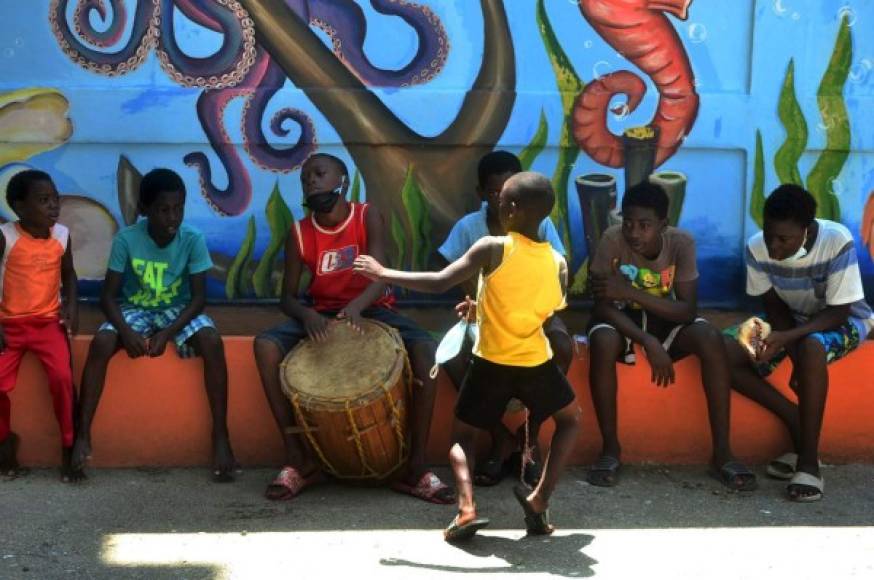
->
[304,176,346,213]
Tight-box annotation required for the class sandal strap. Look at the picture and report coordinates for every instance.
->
[789,471,824,492]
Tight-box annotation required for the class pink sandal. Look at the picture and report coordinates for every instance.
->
[265,466,321,501]
[392,471,455,504]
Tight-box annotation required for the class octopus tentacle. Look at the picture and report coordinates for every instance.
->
[241,55,317,172]
[154,0,258,89]
[183,85,253,217]
[49,0,158,76]
[73,0,127,47]
[309,0,448,87]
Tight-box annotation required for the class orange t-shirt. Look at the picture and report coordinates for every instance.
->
[0,222,69,320]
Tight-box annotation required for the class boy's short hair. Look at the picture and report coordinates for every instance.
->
[139,168,186,211]
[478,150,522,189]
[505,171,554,222]
[6,169,53,211]
[303,153,349,178]
[621,180,669,220]
[764,184,817,227]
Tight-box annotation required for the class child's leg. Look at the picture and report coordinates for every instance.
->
[188,327,236,481]
[673,322,733,463]
[587,326,625,463]
[790,337,829,479]
[449,417,482,524]
[674,322,756,490]
[72,330,120,470]
[253,323,317,479]
[724,336,801,449]
[28,320,81,482]
[0,324,28,476]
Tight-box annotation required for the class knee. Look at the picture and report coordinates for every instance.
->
[688,323,726,358]
[194,328,224,359]
[589,327,621,354]
[549,333,574,369]
[796,336,827,365]
[87,332,117,362]
[555,405,582,429]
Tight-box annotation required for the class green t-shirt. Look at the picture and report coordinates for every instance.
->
[107,220,212,309]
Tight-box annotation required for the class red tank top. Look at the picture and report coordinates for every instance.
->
[293,202,394,312]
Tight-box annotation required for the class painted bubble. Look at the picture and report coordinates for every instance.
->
[611,102,631,122]
[849,59,872,84]
[838,6,857,27]
[688,23,707,43]
[592,60,611,81]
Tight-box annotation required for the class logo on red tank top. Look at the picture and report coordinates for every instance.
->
[317,244,359,275]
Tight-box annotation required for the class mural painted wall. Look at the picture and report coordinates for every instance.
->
[1,1,872,306]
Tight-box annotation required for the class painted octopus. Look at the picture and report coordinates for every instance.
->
[573,0,699,168]
[50,0,449,216]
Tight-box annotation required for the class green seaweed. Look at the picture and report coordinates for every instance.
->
[226,215,256,299]
[569,259,589,296]
[519,109,548,171]
[750,130,766,229]
[390,210,407,270]
[400,165,433,270]
[806,14,852,221]
[536,0,585,265]
[349,170,362,203]
[774,59,808,187]
[253,181,293,298]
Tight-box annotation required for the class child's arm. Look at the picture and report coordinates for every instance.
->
[354,236,500,294]
[590,272,697,324]
[338,207,391,331]
[60,236,78,336]
[757,289,851,362]
[146,273,209,357]
[278,230,330,342]
[100,271,148,358]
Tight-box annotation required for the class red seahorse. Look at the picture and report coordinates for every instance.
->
[573,0,699,168]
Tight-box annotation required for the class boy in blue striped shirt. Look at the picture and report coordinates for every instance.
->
[725,184,873,502]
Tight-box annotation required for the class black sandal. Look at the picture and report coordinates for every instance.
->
[473,458,505,487]
[586,455,621,487]
[513,485,554,536]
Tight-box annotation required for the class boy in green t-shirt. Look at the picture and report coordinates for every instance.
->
[71,169,236,482]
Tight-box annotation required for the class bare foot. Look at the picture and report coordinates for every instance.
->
[212,434,237,483]
[61,446,86,483]
[0,433,29,478]
[70,437,92,472]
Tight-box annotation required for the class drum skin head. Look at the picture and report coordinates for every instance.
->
[281,319,404,406]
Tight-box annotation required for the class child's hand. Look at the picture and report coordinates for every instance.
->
[61,306,79,337]
[302,309,330,343]
[353,255,384,281]
[757,330,790,363]
[590,271,631,302]
[643,337,675,387]
[148,329,173,358]
[337,306,365,334]
[119,328,148,358]
[454,296,477,322]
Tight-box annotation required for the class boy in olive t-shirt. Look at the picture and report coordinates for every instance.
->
[585,181,756,492]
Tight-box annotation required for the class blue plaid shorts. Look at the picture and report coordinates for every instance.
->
[98,305,216,359]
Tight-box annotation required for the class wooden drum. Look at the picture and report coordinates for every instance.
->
[280,320,411,482]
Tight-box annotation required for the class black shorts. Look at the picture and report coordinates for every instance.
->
[587,309,707,365]
[455,356,576,429]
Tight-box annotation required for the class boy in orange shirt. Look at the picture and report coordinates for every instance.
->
[0,170,80,482]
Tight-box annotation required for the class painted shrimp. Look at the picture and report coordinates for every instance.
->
[573,0,699,168]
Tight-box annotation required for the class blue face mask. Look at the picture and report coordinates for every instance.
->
[429,320,479,378]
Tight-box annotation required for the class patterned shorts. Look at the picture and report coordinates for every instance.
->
[723,317,863,376]
[98,305,216,359]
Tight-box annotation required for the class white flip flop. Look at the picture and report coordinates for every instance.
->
[787,471,824,503]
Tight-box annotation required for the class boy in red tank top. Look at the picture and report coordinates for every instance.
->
[254,153,453,504]
[0,170,81,482]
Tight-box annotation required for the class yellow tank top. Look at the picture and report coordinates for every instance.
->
[473,232,566,366]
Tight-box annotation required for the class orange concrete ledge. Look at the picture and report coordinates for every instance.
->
[11,337,874,467]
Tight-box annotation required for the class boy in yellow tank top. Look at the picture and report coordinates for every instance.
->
[355,172,581,541]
